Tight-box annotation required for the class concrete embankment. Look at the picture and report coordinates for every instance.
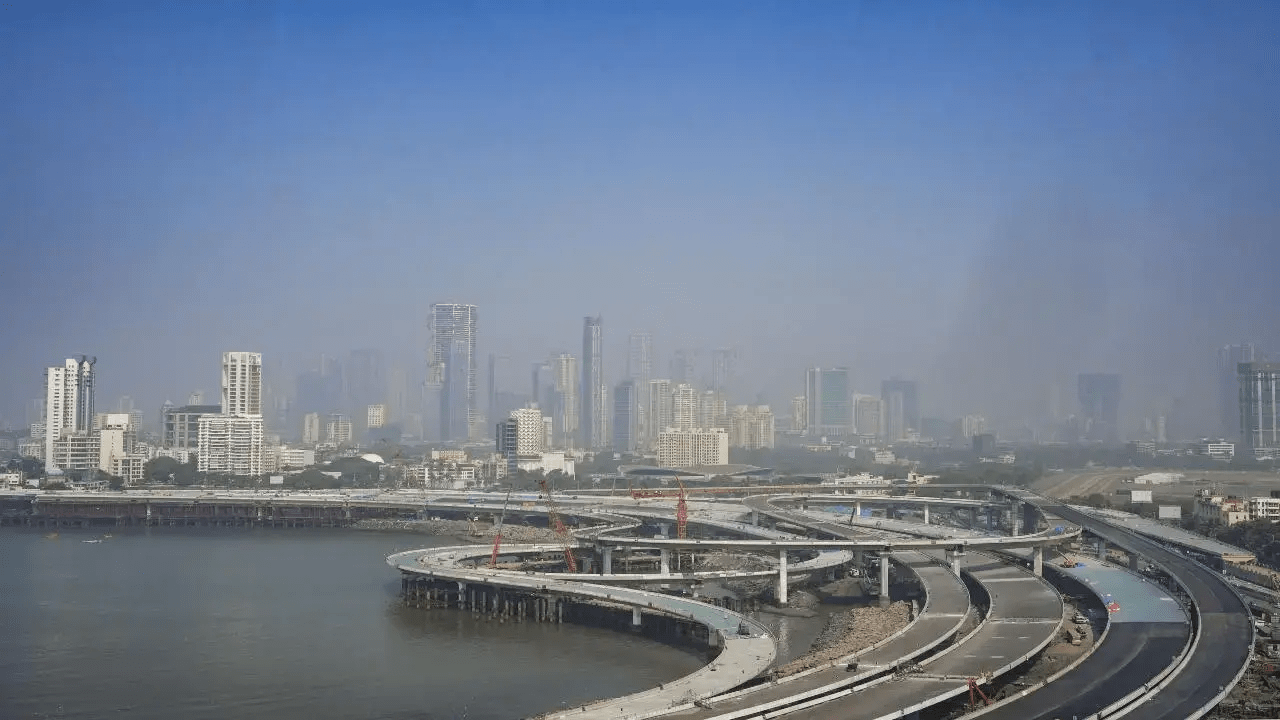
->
[353,517,564,543]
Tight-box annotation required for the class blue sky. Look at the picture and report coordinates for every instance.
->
[2,0,1278,432]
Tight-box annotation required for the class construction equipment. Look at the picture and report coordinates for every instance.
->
[967,674,992,706]
[538,477,578,573]
[489,489,513,569]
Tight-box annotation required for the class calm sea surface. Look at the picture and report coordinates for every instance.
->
[0,527,704,720]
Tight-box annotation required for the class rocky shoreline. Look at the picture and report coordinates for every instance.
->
[773,601,912,676]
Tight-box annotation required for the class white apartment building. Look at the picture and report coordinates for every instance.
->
[791,395,807,434]
[302,412,321,444]
[326,414,353,444]
[51,433,100,472]
[647,379,673,449]
[958,414,987,439]
[671,383,698,431]
[276,446,316,470]
[221,352,263,416]
[98,413,138,479]
[1195,439,1235,459]
[197,415,264,476]
[854,395,884,440]
[367,404,387,429]
[657,428,729,468]
[45,356,95,471]
[1248,496,1280,521]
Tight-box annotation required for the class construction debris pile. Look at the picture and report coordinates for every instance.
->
[1206,660,1280,719]
[773,601,912,677]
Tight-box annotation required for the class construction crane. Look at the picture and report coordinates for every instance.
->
[489,489,513,569]
[538,477,578,573]
[675,478,689,539]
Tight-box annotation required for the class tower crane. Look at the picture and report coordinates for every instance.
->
[538,477,578,572]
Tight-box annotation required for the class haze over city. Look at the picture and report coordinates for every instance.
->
[4,0,1280,437]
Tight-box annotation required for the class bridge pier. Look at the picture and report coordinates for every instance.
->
[1033,545,1043,577]
[923,504,930,524]
[602,546,613,575]
[880,555,891,604]
[750,510,759,526]
[777,550,789,605]
[660,548,671,575]
[947,548,964,576]
[1096,539,1107,561]
[1129,553,1140,572]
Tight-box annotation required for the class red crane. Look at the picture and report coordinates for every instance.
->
[675,478,689,540]
[538,477,578,573]
[488,489,513,569]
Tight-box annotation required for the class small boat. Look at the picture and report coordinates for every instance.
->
[82,539,102,544]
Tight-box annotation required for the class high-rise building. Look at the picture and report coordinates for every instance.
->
[698,390,728,430]
[199,351,266,477]
[657,428,729,467]
[791,395,807,434]
[613,379,637,452]
[98,413,135,476]
[163,404,221,449]
[197,415,264,476]
[880,378,919,442]
[805,368,851,437]
[346,349,386,413]
[711,348,738,394]
[853,394,884,439]
[325,413,353,444]
[670,350,696,385]
[1078,373,1122,443]
[647,379,673,449]
[729,405,775,449]
[531,362,555,412]
[221,352,263,416]
[552,354,579,450]
[580,316,606,449]
[957,414,987,439]
[627,333,652,446]
[672,383,699,431]
[367,404,387,429]
[428,303,478,442]
[1239,362,1280,451]
[302,412,321,444]
[44,356,96,471]
[1220,344,1258,439]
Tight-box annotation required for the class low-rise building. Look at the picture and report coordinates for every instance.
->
[1248,496,1280,522]
[1194,491,1248,526]
[1194,438,1235,460]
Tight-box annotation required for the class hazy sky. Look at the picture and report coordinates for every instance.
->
[3,1,1278,433]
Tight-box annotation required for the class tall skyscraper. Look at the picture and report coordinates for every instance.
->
[647,378,673,448]
[669,349,696,385]
[221,352,263,416]
[428,303,478,442]
[532,361,555,412]
[627,333,653,446]
[580,315,606,449]
[672,383,699,431]
[44,356,96,471]
[199,351,265,477]
[1220,343,1257,439]
[880,378,919,442]
[1077,373,1122,443]
[791,395,807,434]
[1239,362,1280,452]
[805,368,851,437]
[346,349,386,413]
[854,394,884,439]
[552,353,579,450]
[711,348,738,394]
[613,379,637,452]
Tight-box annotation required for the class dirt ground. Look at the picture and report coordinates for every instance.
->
[1032,468,1280,506]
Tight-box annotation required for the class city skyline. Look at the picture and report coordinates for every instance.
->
[4,2,1280,441]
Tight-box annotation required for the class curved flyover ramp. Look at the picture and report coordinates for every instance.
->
[388,546,776,719]
[1024,497,1253,720]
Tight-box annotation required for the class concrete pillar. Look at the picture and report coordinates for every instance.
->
[659,522,671,539]
[1011,502,1022,535]
[660,548,671,575]
[879,555,891,603]
[1096,539,1107,561]
[603,546,613,575]
[777,550,789,605]
[855,500,862,518]
[750,510,759,526]
[923,505,930,524]
[949,549,962,576]
[1033,546,1043,577]
[632,606,642,627]
[1129,553,1140,571]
